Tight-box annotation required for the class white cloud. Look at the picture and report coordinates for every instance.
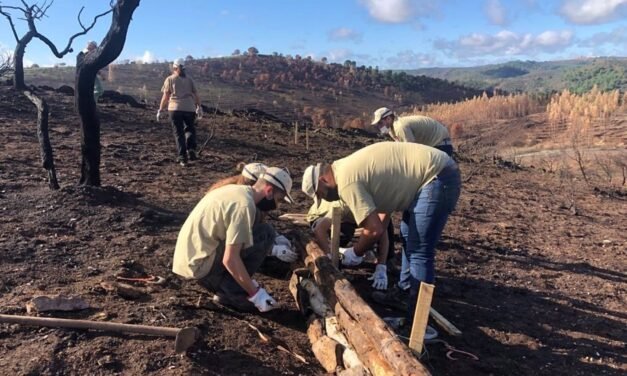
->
[485,0,509,25]
[578,26,627,47]
[135,50,157,64]
[360,0,441,23]
[327,48,354,62]
[559,0,627,24]
[386,50,438,68]
[328,27,363,43]
[434,29,574,58]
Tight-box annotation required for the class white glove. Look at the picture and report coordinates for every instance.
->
[271,244,299,263]
[274,234,292,248]
[196,105,203,119]
[247,287,277,312]
[340,247,363,266]
[156,109,164,121]
[368,264,388,290]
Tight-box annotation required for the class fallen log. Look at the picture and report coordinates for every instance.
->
[305,240,430,376]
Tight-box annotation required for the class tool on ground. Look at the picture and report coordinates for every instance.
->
[197,123,215,157]
[425,339,479,361]
[0,314,199,354]
[115,275,166,285]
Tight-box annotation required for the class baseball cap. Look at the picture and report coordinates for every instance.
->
[241,162,267,181]
[173,58,185,68]
[301,163,322,198]
[261,167,294,204]
[371,107,394,125]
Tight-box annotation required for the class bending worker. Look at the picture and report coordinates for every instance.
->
[173,167,295,313]
[301,142,461,321]
[371,107,454,156]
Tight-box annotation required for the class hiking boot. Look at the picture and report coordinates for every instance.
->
[211,292,256,312]
[372,284,409,311]
[187,149,197,161]
[179,160,188,167]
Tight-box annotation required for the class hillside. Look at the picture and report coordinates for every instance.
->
[407,57,627,93]
[0,83,625,375]
[24,54,482,129]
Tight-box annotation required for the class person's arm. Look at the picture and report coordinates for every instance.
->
[159,91,170,111]
[375,214,390,264]
[312,217,332,253]
[222,243,258,296]
[353,211,385,256]
[191,79,201,107]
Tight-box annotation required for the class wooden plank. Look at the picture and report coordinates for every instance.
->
[330,206,341,268]
[409,283,435,354]
[278,213,309,226]
[429,307,462,337]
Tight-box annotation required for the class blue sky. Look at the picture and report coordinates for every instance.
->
[1,0,626,68]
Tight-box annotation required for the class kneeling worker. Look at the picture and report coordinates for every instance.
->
[172,167,295,312]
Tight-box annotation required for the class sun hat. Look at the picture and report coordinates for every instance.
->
[301,163,322,198]
[241,163,268,181]
[371,107,394,125]
[261,167,294,204]
[173,58,185,68]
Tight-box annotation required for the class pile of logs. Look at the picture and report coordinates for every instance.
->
[290,237,430,376]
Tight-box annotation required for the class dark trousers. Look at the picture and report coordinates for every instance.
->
[199,224,276,297]
[170,111,197,162]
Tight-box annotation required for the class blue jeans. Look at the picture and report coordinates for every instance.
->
[398,160,461,317]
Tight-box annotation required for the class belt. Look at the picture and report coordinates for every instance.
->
[437,138,452,146]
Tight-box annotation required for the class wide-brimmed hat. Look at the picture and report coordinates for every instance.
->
[173,58,185,68]
[241,163,268,181]
[261,167,294,204]
[371,107,394,125]
[301,163,322,198]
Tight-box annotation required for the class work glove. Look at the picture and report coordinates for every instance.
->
[271,244,299,263]
[196,105,203,119]
[368,264,388,290]
[247,287,277,312]
[156,109,164,121]
[274,234,292,247]
[340,247,363,267]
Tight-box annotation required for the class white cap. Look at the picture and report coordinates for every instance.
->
[261,167,294,204]
[371,107,394,125]
[241,162,267,181]
[173,58,185,68]
[301,163,322,198]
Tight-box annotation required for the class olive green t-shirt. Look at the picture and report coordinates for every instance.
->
[172,185,256,279]
[306,198,355,224]
[391,115,450,146]
[332,142,450,225]
[162,74,197,112]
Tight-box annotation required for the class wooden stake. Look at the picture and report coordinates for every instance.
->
[330,206,341,268]
[409,283,435,354]
[305,126,309,150]
[429,307,462,337]
[294,122,299,144]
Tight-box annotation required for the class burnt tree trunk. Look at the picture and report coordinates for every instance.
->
[23,90,59,190]
[13,34,33,90]
[75,0,140,186]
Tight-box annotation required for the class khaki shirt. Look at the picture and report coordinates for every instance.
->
[172,185,256,279]
[391,115,450,146]
[332,142,450,225]
[162,74,197,112]
[306,198,355,224]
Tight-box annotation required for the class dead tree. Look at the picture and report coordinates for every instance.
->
[0,51,13,79]
[23,90,59,189]
[75,0,140,186]
[0,0,112,89]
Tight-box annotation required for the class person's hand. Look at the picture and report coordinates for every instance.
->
[156,109,164,121]
[271,244,299,263]
[196,105,203,119]
[340,247,363,266]
[247,287,277,312]
[368,264,388,290]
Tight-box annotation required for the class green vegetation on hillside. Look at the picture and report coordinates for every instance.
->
[563,62,627,94]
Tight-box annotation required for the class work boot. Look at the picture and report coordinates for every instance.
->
[372,284,409,311]
[187,149,197,161]
[211,292,256,313]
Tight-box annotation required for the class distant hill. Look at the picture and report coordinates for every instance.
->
[406,57,627,94]
[24,54,482,129]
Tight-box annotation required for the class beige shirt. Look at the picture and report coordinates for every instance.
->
[391,115,450,146]
[306,198,355,224]
[172,185,256,279]
[332,142,450,225]
[162,74,197,112]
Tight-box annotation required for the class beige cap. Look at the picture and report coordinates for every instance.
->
[301,163,322,198]
[371,107,394,125]
[241,163,267,181]
[261,167,294,204]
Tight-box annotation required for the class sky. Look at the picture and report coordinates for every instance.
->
[1,0,626,69]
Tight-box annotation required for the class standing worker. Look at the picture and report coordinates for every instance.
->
[157,58,203,167]
[83,41,105,102]
[301,142,461,322]
[371,107,454,156]
[172,167,295,312]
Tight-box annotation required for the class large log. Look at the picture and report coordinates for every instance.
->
[305,240,430,376]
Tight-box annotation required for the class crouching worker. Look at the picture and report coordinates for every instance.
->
[172,167,295,312]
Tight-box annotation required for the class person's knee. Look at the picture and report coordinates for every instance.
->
[253,223,275,243]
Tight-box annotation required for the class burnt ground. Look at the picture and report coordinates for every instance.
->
[0,85,625,375]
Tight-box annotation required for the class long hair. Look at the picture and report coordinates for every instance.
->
[206,162,255,193]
